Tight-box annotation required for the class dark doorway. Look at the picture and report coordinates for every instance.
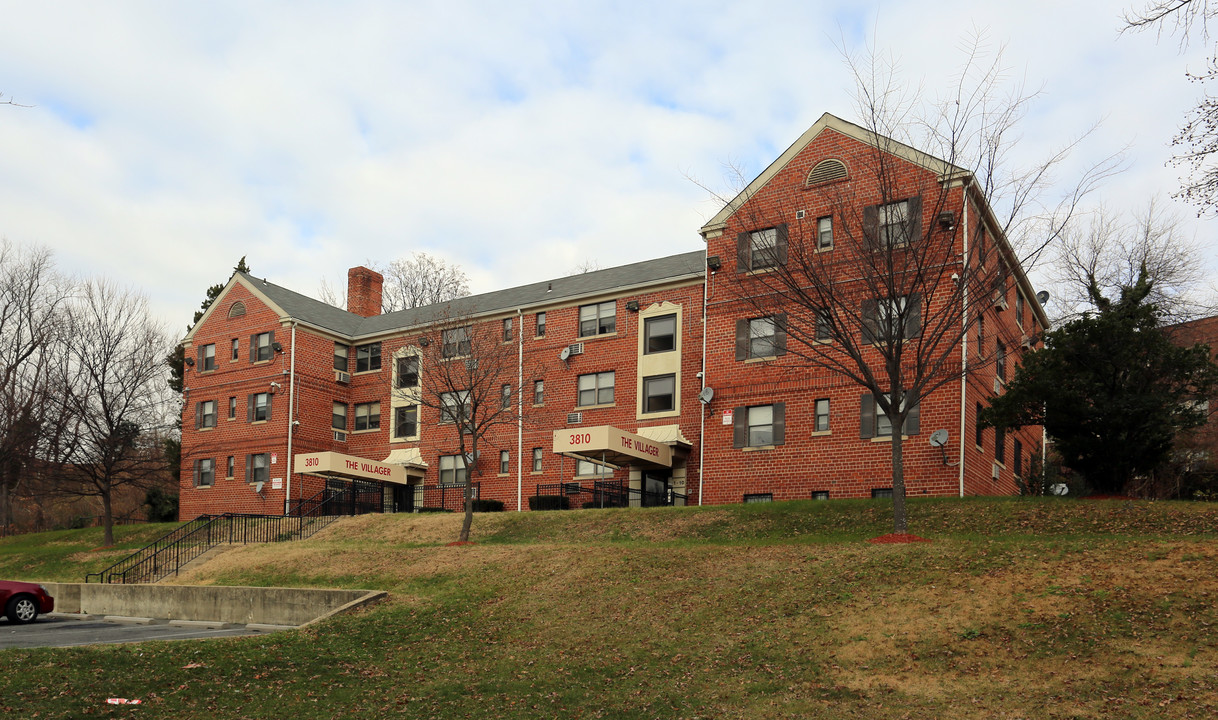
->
[641,470,670,507]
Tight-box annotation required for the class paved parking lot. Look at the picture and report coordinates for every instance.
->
[0,614,276,649]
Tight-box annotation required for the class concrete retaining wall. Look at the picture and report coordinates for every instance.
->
[41,583,385,626]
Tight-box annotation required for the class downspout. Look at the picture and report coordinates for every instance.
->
[698,255,711,506]
[517,308,524,512]
[958,189,969,497]
[285,322,298,514]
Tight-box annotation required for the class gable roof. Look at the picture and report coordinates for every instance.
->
[186,250,706,344]
[700,112,967,233]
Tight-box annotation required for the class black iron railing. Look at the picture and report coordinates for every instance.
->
[84,512,338,584]
[534,479,692,510]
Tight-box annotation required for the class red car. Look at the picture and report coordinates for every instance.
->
[1,581,54,624]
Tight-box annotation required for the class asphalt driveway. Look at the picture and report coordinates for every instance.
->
[0,614,276,649]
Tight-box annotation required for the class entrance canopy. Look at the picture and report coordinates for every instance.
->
[553,426,673,468]
[295,451,409,485]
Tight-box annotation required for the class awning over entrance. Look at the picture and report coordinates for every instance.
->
[382,448,428,479]
[553,426,673,468]
[294,451,409,485]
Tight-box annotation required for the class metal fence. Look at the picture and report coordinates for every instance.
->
[534,479,693,510]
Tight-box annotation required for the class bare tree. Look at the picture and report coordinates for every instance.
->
[1123,1,1218,212]
[319,252,470,312]
[406,312,530,542]
[717,37,1116,533]
[0,241,73,535]
[60,280,172,546]
[1045,201,1212,321]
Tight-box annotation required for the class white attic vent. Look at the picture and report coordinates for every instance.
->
[806,159,848,187]
[796,210,806,219]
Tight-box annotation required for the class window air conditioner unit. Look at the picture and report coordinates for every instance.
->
[993,294,1009,311]
[333,431,347,442]
[1021,337,1033,350]
[336,371,350,384]
[567,412,583,424]
[568,342,584,356]
[992,463,1001,482]
[993,377,1003,394]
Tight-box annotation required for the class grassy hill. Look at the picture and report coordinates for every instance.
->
[2,497,1216,718]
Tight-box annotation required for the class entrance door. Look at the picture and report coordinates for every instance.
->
[391,484,414,513]
[641,470,670,507]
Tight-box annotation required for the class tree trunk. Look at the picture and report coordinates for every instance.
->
[458,437,475,543]
[0,481,9,537]
[891,420,908,534]
[102,487,114,547]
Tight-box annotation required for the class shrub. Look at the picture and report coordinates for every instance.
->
[472,499,505,512]
[528,495,569,511]
[145,486,180,522]
[416,506,453,513]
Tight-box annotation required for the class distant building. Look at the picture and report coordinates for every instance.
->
[177,113,1045,518]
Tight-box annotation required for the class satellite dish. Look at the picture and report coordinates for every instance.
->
[253,481,265,494]
[1035,290,1050,305]
[929,429,949,448]
[697,386,714,404]
[558,347,571,361]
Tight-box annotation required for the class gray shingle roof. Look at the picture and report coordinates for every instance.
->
[241,249,705,340]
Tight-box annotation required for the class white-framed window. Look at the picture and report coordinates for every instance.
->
[230,338,239,361]
[733,402,786,448]
[863,393,920,438]
[332,402,347,431]
[862,295,920,343]
[354,402,380,431]
[533,379,544,405]
[252,332,273,362]
[579,301,616,337]
[577,371,615,407]
[815,310,832,342]
[442,326,471,358]
[440,390,470,424]
[499,450,510,474]
[817,216,833,250]
[199,343,216,371]
[644,314,676,354]
[439,455,467,485]
[749,317,779,358]
[532,447,543,472]
[642,374,675,413]
[747,405,774,446]
[250,392,271,422]
[501,383,512,409]
[248,453,269,484]
[749,228,778,269]
[996,340,1007,382]
[575,460,611,478]
[334,343,349,372]
[228,396,236,419]
[396,355,419,388]
[394,405,418,439]
[536,312,546,337]
[194,458,214,487]
[503,318,513,342]
[197,400,217,429]
[1015,292,1025,329]
[355,342,381,372]
[878,200,910,247]
[226,455,234,479]
[814,398,830,432]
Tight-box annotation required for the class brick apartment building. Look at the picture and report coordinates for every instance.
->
[178,114,1047,518]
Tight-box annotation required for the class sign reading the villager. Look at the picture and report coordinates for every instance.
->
[552,426,672,468]
[294,451,408,484]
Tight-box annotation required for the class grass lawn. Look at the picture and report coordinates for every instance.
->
[1,497,1216,718]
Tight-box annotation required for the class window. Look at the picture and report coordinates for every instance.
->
[862,295,920,343]
[503,318,513,342]
[977,315,986,358]
[251,332,273,362]
[226,456,234,479]
[228,397,236,419]
[1013,439,1023,476]
[394,405,418,439]
[864,197,921,248]
[500,450,510,474]
[743,493,773,503]
[396,356,419,388]
[739,225,788,271]
[814,399,830,432]
[248,453,269,484]
[332,402,347,431]
[733,403,786,448]
[439,455,467,485]
[996,340,1007,382]
[642,374,675,413]
[249,392,271,422]
[579,302,616,337]
[577,371,615,406]
[1016,292,1025,329]
[860,394,920,438]
[536,312,546,337]
[575,460,611,477]
[501,383,512,409]
[817,216,833,250]
[871,488,894,499]
[811,491,830,500]
[334,344,349,372]
[533,379,544,405]
[199,344,216,371]
[737,316,784,359]
[194,458,214,487]
[354,402,381,431]
[440,391,470,424]
[815,310,832,343]
[644,314,676,354]
[196,400,217,429]
[995,426,1006,465]
[355,342,381,372]
[532,447,543,472]
[442,326,471,358]
[976,403,985,448]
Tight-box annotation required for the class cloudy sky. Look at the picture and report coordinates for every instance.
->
[1,1,1212,331]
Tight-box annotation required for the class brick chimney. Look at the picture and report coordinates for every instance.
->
[347,266,384,317]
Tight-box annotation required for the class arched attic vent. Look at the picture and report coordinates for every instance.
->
[805,159,848,187]
[227,301,247,319]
